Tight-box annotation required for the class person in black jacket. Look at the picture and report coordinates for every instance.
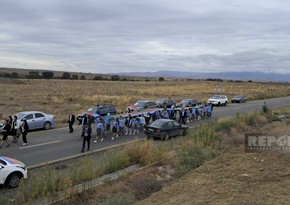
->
[0,119,11,148]
[81,123,92,153]
[21,118,29,145]
[68,113,75,133]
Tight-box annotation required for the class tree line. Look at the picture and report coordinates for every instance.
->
[0,71,166,81]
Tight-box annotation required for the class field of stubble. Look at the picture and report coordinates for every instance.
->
[1,78,290,124]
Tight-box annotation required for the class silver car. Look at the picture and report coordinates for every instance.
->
[15,111,56,130]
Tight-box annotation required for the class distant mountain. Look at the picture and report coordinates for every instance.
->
[114,71,290,82]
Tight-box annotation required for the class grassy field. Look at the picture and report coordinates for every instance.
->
[1,78,290,123]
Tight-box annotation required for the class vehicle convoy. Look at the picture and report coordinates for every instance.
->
[126,100,158,112]
[177,99,198,107]
[144,119,188,140]
[207,95,228,106]
[231,95,247,103]
[0,156,28,188]
[156,99,175,108]
[15,111,55,130]
[77,104,117,121]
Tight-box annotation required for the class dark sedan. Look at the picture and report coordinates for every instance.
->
[156,99,175,108]
[144,119,188,140]
[231,96,247,103]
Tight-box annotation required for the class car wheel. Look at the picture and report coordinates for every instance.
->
[164,133,170,141]
[182,129,187,136]
[43,122,51,130]
[5,173,22,188]
[224,101,227,106]
[217,102,221,106]
[147,135,152,140]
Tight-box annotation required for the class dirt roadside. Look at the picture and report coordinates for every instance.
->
[135,121,290,205]
[60,120,290,205]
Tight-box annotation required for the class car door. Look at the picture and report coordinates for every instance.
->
[173,121,183,136]
[23,113,36,130]
[34,112,46,129]
[166,121,176,137]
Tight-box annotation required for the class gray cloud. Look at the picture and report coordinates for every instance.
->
[0,0,290,73]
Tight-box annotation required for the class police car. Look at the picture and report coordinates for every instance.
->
[0,156,28,188]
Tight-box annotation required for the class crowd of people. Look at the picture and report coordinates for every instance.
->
[0,115,29,148]
[0,103,213,152]
[74,103,214,153]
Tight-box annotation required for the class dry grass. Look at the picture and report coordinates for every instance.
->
[1,78,290,124]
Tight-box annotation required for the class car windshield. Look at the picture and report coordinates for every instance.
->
[156,99,165,104]
[134,101,146,107]
[87,107,98,112]
[180,100,189,104]
[15,112,26,119]
[151,120,166,127]
[211,96,221,99]
[234,96,243,98]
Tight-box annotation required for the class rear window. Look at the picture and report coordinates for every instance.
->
[151,120,165,127]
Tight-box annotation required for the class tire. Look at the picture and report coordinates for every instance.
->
[182,129,187,136]
[224,101,227,106]
[43,122,51,130]
[5,173,22,188]
[217,102,221,106]
[164,133,170,141]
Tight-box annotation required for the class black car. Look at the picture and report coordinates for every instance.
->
[77,104,117,122]
[177,99,198,107]
[144,119,188,140]
[231,96,247,103]
[156,99,175,108]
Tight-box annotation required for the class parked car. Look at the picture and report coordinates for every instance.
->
[77,104,117,121]
[126,100,158,112]
[177,99,198,107]
[156,99,175,108]
[0,156,28,188]
[207,95,228,106]
[231,95,247,103]
[15,111,55,130]
[144,119,188,140]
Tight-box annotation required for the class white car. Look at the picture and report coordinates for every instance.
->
[207,95,228,106]
[0,156,28,188]
[15,111,56,130]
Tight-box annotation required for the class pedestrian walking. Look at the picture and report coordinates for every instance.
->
[81,123,92,153]
[68,113,75,133]
[21,118,29,145]
[111,118,118,140]
[118,117,125,136]
[80,114,88,137]
[0,119,11,148]
[132,117,140,135]
[11,115,19,143]
[95,119,105,142]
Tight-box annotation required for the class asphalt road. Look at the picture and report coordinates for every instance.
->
[1,96,290,168]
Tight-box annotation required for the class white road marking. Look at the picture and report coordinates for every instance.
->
[19,140,61,149]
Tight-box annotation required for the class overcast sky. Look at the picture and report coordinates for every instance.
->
[1,0,290,74]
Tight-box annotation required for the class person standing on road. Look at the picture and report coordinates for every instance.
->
[68,113,75,133]
[11,115,19,143]
[80,114,88,137]
[180,109,186,125]
[111,118,118,140]
[21,118,29,145]
[0,119,11,148]
[118,117,125,136]
[81,123,92,153]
